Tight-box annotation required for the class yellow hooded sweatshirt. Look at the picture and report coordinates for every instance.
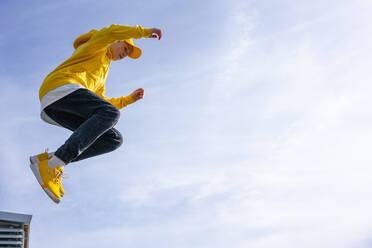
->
[39,24,153,109]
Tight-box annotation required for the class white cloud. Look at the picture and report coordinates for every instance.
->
[119,1,372,247]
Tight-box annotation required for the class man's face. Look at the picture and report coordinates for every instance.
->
[110,41,133,61]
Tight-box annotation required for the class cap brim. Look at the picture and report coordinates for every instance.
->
[124,39,142,59]
[128,45,142,59]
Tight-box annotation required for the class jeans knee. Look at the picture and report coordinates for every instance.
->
[111,129,123,150]
[101,104,120,124]
[116,131,123,148]
[110,105,120,121]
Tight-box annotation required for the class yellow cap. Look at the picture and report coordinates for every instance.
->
[124,38,142,59]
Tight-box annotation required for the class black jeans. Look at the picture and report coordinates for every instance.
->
[44,88,123,164]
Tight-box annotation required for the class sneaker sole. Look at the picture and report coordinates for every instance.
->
[29,156,64,197]
[29,162,60,204]
[29,155,39,165]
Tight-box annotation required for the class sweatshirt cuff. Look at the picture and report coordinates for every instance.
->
[124,95,136,105]
[144,28,153,38]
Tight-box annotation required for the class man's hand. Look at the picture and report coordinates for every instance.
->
[150,28,162,40]
[131,88,144,101]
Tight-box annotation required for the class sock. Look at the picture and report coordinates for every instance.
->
[48,155,66,168]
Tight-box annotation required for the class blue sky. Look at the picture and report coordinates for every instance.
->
[1,0,372,247]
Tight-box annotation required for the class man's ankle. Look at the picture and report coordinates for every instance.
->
[48,155,66,168]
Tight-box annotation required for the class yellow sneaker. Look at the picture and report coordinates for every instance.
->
[30,158,62,204]
[54,166,66,197]
[30,150,65,197]
[29,149,50,164]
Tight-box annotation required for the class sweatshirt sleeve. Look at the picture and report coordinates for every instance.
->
[83,25,153,51]
[101,93,136,109]
[103,24,153,40]
[96,84,135,109]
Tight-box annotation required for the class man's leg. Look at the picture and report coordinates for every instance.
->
[44,88,123,164]
[71,128,123,162]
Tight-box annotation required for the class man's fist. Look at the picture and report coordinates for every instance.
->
[150,28,162,40]
[131,88,144,101]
